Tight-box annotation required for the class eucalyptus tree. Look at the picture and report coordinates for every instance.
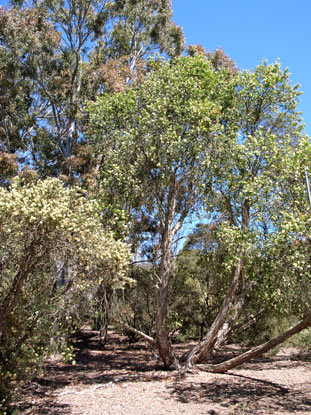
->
[88,55,311,370]
[0,0,184,178]
[91,0,184,80]
[0,5,61,168]
[87,55,236,367]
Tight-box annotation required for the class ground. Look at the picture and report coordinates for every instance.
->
[15,328,311,415]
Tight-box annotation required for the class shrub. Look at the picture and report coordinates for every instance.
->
[0,178,130,412]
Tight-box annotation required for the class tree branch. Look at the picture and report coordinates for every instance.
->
[201,314,311,373]
[111,317,156,346]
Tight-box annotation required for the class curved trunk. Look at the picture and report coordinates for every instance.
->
[201,314,311,373]
[182,256,243,367]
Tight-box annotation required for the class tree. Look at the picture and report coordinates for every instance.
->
[88,55,311,369]
[0,0,184,179]
[87,55,236,367]
[0,177,130,410]
[0,5,61,165]
[181,60,310,366]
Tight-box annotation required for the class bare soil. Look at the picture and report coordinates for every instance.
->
[15,328,311,415]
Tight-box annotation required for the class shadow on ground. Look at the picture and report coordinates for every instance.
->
[15,328,311,415]
[168,371,311,414]
[15,329,162,414]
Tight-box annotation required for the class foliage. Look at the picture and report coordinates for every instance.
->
[0,178,130,411]
[0,152,18,187]
[188,44,238,73]
[0,0,184,180]
[287,326,311,350]
[100,0,184,60]
[87,55,233,253]
[168,249,209,341]
[0,5,61,164]
[1,0,311,385]
[87,55,311,368]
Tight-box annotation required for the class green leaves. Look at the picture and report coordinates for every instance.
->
[0,0,184,180]
[87,56,231,247]
[0,177,131,285]
[0,177,131,408]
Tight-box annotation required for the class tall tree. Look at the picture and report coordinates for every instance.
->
[0,0,184,178]
[88,56,311,369]
[87,55,236,367]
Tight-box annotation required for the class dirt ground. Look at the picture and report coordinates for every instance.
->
[15,328,311,415]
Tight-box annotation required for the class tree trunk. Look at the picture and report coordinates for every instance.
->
[155,233,180,368]
[111,317,156,346]
[201,314,311,373]
[0,252,38,339]
[182,256,243,367]
[212,280,261,350]
[156,280,180,368]
[155,186,181,369]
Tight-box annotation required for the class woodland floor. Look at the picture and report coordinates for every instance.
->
[15,328,311,415]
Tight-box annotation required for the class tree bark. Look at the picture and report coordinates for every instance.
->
[155,230,180,368]
[156,279,180,368]
[182,256,243,366]
[212,280,261,350]
[201,314,311,373]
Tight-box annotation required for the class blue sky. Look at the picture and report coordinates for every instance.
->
[172,0,311,134]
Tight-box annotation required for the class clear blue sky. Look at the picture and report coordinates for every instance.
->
[172,0,311,134]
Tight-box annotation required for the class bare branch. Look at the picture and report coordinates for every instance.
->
[201,314,311,373]
[111,317,156,346]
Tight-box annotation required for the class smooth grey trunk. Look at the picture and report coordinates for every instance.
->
[111,317,156,346]
[212,280,261,350]
[213,312,262,351]
[182,256,243,366]
[201,314,311,373]
[155,225,180,368]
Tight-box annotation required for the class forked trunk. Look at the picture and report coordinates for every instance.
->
[211,282,261,350]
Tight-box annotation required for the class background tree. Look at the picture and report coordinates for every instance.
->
[0,5,61,168]
[0,0,184,180]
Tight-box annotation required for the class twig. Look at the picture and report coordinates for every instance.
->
[59,382,114,396]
